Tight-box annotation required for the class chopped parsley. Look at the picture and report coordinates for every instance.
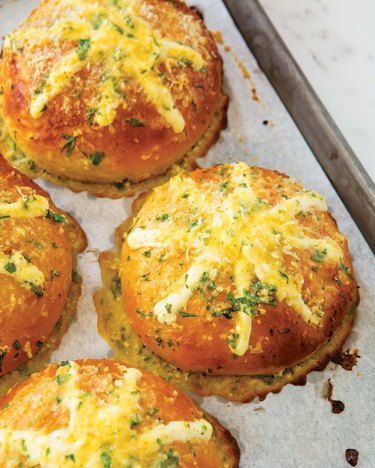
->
[311,248,327,263]
[179,312,197,318]
[227,332,239,349]
[161,449,179,468]
[50,270,61,281]
[45,209,67,224]
[155,213,169,222]
[89,151,105,166]
[25,281,44,298]
[61,134,77,157]
[77,38,91,60]
[278,270,289,283]
[339,261,352,278]
[100,452,112,468]
[219,181,229,192]
[124,15,135,28]
[110,273,122,299]
[5,262,16,273]
[141,273,150,281]
[56,373,72,386]
[65,454,76,462]
[87,108,97,125]
[143,250,152,258]
[13,340,21,350]
[199,271,209,283]
[130,414,142,428]
[127,118,146,127]
[35,76,47,95]
[27,239,44,249]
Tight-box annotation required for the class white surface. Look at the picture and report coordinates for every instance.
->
[259,0,375,182]
[0,1,374,467]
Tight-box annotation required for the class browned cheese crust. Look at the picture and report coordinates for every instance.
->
[0,0,227,197]
[0,359,240,467]
[0,156,87,396]
[94,163,359,402]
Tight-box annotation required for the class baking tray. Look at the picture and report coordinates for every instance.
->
[1,1,375,467]
[223,0,375,255]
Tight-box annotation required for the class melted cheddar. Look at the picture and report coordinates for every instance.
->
[0,362,212,464]
[0,191,49,219]
[0,250,45,293]
[5,0,206,133]
[125,162,344,356]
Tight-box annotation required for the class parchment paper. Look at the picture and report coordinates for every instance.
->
[1,1,374,466]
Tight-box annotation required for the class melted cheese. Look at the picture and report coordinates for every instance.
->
[126,162,344,356]
[0,250,45,291]
[0,191,49,219]
[154,256,218,324]
[0,362,212,465]
[7,0,206,133]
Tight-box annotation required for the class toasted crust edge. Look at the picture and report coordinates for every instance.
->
[204,411,241,468]
[0,93,228,198]
[0,212,87,398]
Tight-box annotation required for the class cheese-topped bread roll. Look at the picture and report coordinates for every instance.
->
[0,156,86,394]
[0,0,227,198]
[95,162,359,402]
[0,359,240,466]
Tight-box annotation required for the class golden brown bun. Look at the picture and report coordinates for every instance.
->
[0,359,240,467]
[0,156,87,385]
[95,162,359,401]
[0,0,227,196]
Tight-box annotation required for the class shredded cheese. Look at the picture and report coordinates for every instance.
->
[0,362,212,464]
[5,0,206,133]
[0,192,49,219]
[125,162,344,356]
[0,250,45,293]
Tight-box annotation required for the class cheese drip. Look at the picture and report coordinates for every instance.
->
[0,362,212,465]
[6,0,206,133]
[0,250,45,292]
[0,191,49,219]
[126,162,344,356]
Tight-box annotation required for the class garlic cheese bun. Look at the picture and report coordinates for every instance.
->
[95,162,359,402]
[0,359,240,467]
[0,0,227,198]
[0,156,86,393]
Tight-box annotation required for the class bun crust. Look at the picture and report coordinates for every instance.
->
[95,163,358,401]
[0,359,240,467]
[0,156,86,385]
[0,0,227,195]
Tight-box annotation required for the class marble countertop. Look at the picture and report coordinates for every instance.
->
[259,0,375,182]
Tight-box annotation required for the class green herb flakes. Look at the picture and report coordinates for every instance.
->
[5,262,16,273]
[127,118,146,127]
[77,38,91,60]
[311,249,327,263]
[61,134,77,157]
[100,452,112,468]
[56,373,72,386]
[110,273,122,299]
[13,340,21,350]
[155,213,169,222]
[45,209,67,224]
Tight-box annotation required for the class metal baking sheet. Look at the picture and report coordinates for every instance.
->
[223,0,375,255]
[1,1,374,466]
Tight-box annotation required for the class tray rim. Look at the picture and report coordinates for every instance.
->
[222,0,375,254]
